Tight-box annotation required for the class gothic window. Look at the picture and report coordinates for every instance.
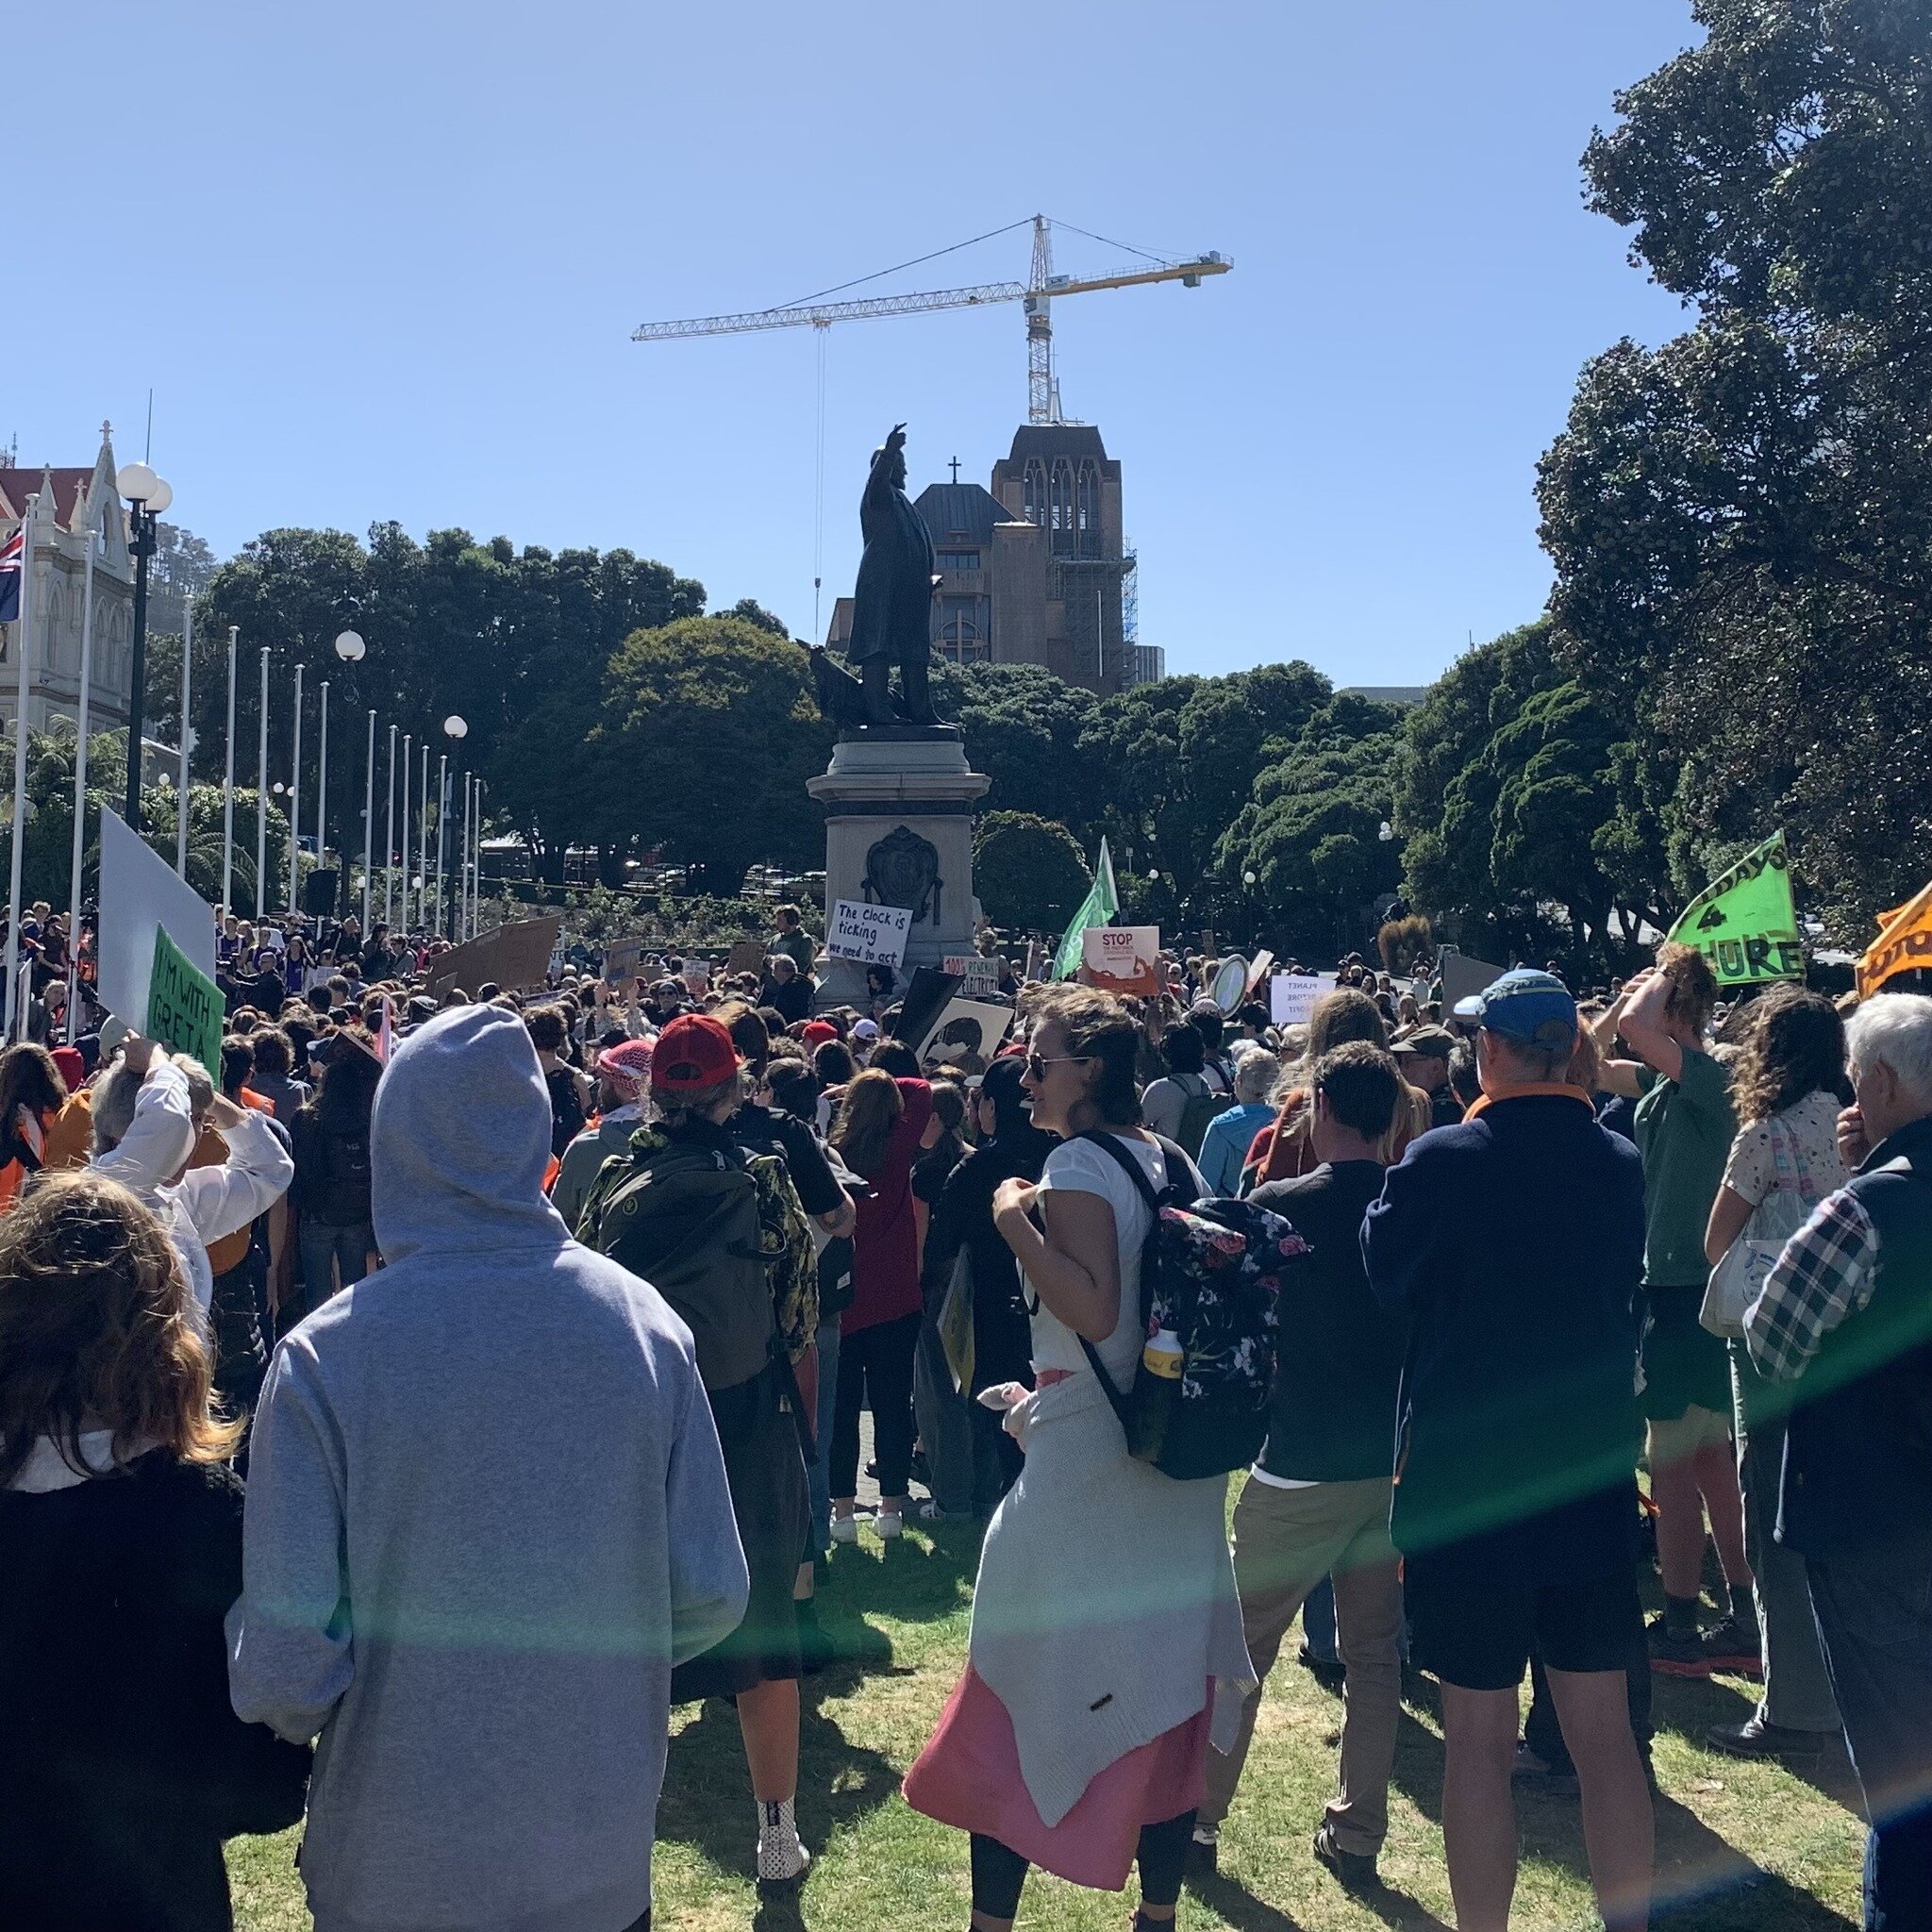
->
[1024,458,1047,525]
[1077,459,1101,556]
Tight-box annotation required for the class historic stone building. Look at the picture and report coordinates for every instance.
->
[0,426,136,735]
[827,422,1151,696]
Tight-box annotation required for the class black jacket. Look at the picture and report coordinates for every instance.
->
[0,1452,309,1931]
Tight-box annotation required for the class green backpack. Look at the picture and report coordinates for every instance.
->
[1174,1074,1223,1161]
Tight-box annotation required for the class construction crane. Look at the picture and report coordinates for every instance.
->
[633,213,1231,425]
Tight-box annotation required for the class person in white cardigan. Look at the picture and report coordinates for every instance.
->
[904,984,1252,1932]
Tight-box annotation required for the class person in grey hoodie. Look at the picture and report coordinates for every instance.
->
[226,1003,747,1932]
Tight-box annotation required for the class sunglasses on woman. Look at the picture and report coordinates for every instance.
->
[1024,1051,1091,1080]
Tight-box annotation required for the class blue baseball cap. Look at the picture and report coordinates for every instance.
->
[1453,969,1577,1049]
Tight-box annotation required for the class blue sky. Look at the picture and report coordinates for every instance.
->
[16,0,1694,688]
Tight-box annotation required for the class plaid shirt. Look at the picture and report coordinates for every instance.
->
[1743,1186,1881,1383]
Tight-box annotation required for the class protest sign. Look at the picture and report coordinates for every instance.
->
[918,997,1016,1067]
[681,958,711,997]
[96,807,217,1026]
[1858,879,1932,997]
[726,939,768,981]
[1244,950,1275,998]
[890,966,964,1048]
[147,928,225,1076]
[1439,951,1507,1012]
[944,954,1002,997]
[603,937,649,985]
[424,915,563,1000]
[1666,831,1803,987]
[1024,940,1044,983]
[826,899,912,968]
[1082,924,1161,997]
[1209,956,1250,1013]
[1270,973,1336,1027]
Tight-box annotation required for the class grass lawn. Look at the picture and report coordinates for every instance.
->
[227,1513,1867,1930]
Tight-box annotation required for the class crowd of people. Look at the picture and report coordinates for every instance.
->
[3,892,1930,1932]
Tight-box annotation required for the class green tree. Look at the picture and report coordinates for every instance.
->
[601,615,833,897]
[972,811,1093,934]
[929,661,1099,830]
[1539,0,1932,935]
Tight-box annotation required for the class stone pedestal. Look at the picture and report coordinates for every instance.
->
[807,725,990,1011]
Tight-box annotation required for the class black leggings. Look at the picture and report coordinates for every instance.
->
[969,1812,1195,1919]
[831,1310,920,1499]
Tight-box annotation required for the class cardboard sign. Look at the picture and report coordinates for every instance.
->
[890,967,964,1048]
[1082,924,1161,997]
[1023,940,1044,984]
[681,958,711,997]
[1244,950,1275,998]
[603,937,649,986]
[147,927,225,1075]
[424,915,564,1000]
[96,807,217,1026]
[826,899,912,968]
[726,939,769,981]
[1270,973,1337,1028]
[944,955,1002,997]
[1438,951,1508,1013]
[918,997,1015,1067]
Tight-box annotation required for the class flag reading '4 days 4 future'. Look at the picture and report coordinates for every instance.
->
[1665,831,1803,987]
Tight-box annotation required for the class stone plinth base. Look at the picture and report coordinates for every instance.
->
[807,728,990,1011]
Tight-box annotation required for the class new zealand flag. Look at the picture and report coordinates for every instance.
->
[0,527,22,625]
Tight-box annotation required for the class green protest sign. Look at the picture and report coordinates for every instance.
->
[1665,831,1804,987]
[147,926,225,1076]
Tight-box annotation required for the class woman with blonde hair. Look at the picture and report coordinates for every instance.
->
[828,1064,933,1541]
[0,1171,309,1930]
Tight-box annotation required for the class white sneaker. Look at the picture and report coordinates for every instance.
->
[829,1515,858,1545]
[757,1800,809,1885]
[875,1509,904,1540]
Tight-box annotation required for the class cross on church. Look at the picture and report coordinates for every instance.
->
[948,457,960,483]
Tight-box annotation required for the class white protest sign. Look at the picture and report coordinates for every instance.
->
[97,807,217,1027]
[1082,924,1161,996]
[1270,972,1337,1028]
[918,996,1016,1066]
[944,954,1001,997]
[826,899,913,968]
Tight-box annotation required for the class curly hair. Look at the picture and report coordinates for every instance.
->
[1731,987,1847,1124]
[0,1171,240,1488]
[1655,941,1719,1036]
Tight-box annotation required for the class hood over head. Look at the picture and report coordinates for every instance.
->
[372,1004,570,1265]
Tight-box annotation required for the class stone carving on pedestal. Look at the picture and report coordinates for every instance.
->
[863,825,941,926]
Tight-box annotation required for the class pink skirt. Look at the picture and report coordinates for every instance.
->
[902,1666,1209,1891]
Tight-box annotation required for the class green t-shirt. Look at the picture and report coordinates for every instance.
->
[1633,1047,1736,1289]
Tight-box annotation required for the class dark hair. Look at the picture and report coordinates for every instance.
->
[928,1079,968,1135]
[0,1042,66,1126]
[1236,1002,1271,1031]
[312,1032,381,1131]
[979,1054,1033,1136]
[1733,987,1847,1124]
[1188,1008,1224,1052]
[219,1036,255,1099]
[865,962,897,999]
[1031,984,1141,1126]
[1447,1041,1482,1108]
[1161,1024,1206,1077]
[1307,988,1389,1058]
[766,1060,819,1124]
[870,1039,920,1078]
[715,1000,771,1075]
[525,1006,569,1055]
[251,1027,294,1077]
[1310,1041,1402,1141]
[813,1040,856,1088]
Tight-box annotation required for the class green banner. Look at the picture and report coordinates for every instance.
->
[1665,831,1804,987]
[147,926,225,1076]
[1053,837,1121,980]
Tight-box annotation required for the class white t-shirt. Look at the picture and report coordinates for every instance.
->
[1723,1090,1847,1211]
[1026,1131,1203,1390]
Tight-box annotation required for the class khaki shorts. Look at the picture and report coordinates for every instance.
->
[1647,1401,1732,1467]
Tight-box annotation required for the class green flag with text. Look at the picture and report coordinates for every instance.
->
[1053,837,1121,980]
[1665,831,1803,987]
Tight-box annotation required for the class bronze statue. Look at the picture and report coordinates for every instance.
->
[845,424,941,725]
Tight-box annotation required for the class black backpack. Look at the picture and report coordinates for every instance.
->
[314,1124,373,1225]
[579,1138,776,1395]
[1075,1131,1305,1481]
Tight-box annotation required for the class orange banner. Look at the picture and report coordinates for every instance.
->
[1857,881,1932,998]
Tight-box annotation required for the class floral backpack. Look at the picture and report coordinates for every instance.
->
[1076,1132,1308,1481]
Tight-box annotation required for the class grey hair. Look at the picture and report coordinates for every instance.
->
[173,1055,214,1119]
[92,1063,142,1152]
[1234,1049,1281,1104]
[1846,992,1932,1109]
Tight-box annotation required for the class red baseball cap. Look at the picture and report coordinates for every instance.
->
[801,1020,838,1046]
[651,1013,741,1091]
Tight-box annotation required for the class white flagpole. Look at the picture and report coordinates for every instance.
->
[398,731,411,932]
[362,708,375,931]
[256,648,268,918]
[175,595,192,875]
[67,498,98,1025]
[316,679,329,933]
[461,772,474,941]
[384,724,396,929]
[288,663,303,913]
[435,753,448,937]
[5,493,38,1038]
[417,741,428,927]
[221,625,237,916]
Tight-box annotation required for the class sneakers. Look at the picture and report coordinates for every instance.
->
[1647,1612,1715,1678]
[1311,1823,1379,1891]
[1707,1714,1833,1767]
[1297,1642,1346,1692]
[1512,1741,1579,1799]
[1186,1824,1219,1875]
[756,1798,809,1886]
[1701,1613,1764,1678]
[874,1509,904,1540]
[829,1514,858,1545]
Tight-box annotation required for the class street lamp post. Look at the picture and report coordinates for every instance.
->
[332,631,365,923]
[114,462,172,831]
[441,716,468,941]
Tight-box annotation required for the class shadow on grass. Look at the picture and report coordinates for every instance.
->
[1646,1669,1863,1815]
[1191,1857,1453,1932]
[1650,1790,1857,1927]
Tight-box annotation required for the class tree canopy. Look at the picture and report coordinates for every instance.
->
[972,812,1093,934]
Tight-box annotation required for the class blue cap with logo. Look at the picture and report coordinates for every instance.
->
[1453,968,1577,1049]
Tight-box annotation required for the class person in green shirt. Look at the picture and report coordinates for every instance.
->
[1597,945,1757,1678]
[770,904,816,977]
